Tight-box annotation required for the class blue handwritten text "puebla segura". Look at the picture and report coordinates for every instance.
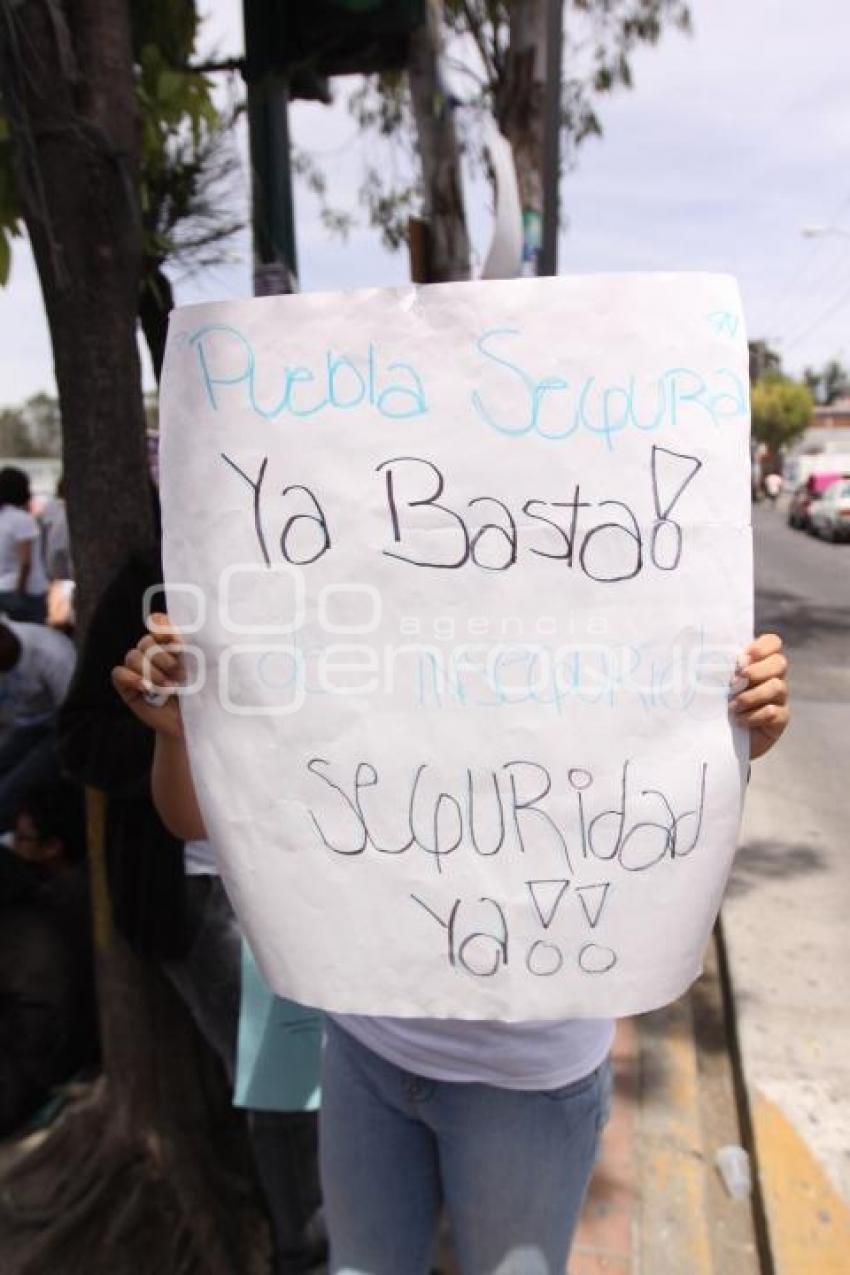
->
[187,321,749,444]
[470,329,749,448]
[189,324,428,421]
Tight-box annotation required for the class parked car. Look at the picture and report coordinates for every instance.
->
[783,451,850,491]
[809,479,850,541]
[788,472,849,529]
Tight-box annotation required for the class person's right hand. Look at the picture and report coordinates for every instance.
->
[111,612,186,740]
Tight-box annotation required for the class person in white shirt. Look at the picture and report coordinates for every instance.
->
[0,468,49,624]
[38,477,75,630]
[0,618,75,831]
[40,477,74,583]
[763,471,782,505]
[115,621,790,1275]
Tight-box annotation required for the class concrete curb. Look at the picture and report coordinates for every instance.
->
[752,1091,850,1274]
[720,909,850,1274]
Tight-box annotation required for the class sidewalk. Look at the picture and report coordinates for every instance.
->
[571,1018,641,1275]
[571,937,760,1275]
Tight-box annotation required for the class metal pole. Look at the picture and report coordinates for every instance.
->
[539,0,563,276]
[243,0,298,294]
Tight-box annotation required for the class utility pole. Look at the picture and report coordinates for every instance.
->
[241,0,425,294]
[407,0,471,282]
[243,0,299,295]
[500,0,563,278]
[539,0,564,276]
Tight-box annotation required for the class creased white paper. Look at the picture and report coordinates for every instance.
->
[161,273,753,1020]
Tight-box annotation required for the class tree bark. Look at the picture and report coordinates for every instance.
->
[408,0,471,282]
[497,0,549,272]
[0,5,267,1271]
[0,0,153,634]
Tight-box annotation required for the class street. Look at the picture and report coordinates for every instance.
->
[571,502,850,1275]
[752,498,850,706]
[723,500,850,1268]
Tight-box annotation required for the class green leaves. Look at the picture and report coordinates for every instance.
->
[130,0,198,70]
[802,358,850,406]
[751,376,814,452]
[0,1,230,290]
[0,392,62,458]
[133,22,240,280]
[0,115,22,286]
[136,41,217,160]
[305,0,692,253]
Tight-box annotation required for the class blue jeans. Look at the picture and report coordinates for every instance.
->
[0,591,47,624]
[320,1017,612,1275]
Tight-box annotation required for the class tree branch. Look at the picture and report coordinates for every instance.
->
[186,56,243,75]
[458,0,500,89]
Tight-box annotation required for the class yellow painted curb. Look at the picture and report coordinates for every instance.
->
[754,1092,850,1274]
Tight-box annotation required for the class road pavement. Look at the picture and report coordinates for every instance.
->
[570,501,850,1275]
[723,500,850,1270]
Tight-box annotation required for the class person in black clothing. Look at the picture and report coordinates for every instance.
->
[0,780,98,1134]
[0,617,76,834]
[58,549,189,959]
[58,546,326,1275]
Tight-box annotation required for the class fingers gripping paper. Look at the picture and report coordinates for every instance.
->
[160,273,753,1020]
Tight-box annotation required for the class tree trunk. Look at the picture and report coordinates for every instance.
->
[407,0,471,282]
[139,263,175,385]
[0,0,153,634]
[497,0,549,274]
[0,5,267,1271]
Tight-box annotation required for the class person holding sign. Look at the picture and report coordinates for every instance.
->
[113,619,788,1274]
[118,273,787,1272]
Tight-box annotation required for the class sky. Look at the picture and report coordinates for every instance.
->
[1,0,849,403]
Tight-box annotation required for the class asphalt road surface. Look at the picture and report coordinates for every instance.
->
[753,499,850,705]
[725,499,850,1201]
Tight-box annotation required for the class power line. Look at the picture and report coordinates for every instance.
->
[772,242,850,335]
[783,278,850,352]
[768,191,850,332]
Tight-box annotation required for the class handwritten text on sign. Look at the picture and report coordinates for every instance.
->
[161,274,753,1020]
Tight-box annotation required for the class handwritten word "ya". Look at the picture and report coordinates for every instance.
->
[410,891,618,981]
[189,323,428,422]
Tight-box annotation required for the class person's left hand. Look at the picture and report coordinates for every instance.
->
[730,633,789,760]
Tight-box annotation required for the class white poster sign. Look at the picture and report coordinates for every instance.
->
[161,273,753,1020]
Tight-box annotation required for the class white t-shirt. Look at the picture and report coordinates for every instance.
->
[185,838,612,1087]
[0,506,48,595]
[39,498,73,580]
[0,619,76,726]
[183,838,219,876]
[333,1013,615,1091]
